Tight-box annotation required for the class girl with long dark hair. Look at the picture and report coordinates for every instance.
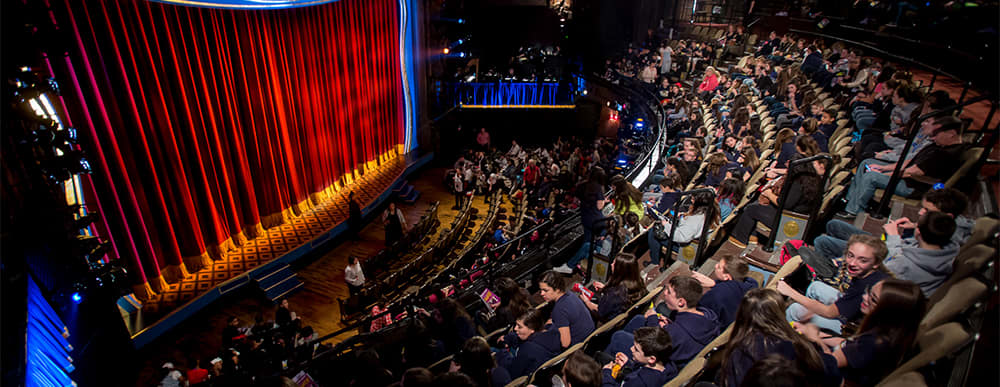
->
[719,288,839,387]
[450,337,511,387]
[579,253,646,322]
[797,278,926,386]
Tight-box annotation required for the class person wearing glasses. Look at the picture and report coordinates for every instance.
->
[776,234,889,335]
[793,279,925,386]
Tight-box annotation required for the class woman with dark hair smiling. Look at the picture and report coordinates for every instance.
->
[495,308,561,378]
[795,278,926,386]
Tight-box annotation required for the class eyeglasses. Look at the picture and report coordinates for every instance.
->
[865,285,879,307]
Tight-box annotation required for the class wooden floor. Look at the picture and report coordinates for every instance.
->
[133,167,509,386]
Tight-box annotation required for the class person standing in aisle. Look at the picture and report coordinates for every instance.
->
[344,255,366,295]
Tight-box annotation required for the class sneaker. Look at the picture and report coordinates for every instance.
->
[552,264,573,274]
[835,211,856,221]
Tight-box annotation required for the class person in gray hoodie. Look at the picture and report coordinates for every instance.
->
[814,187,971,261]
[882,211,958,297]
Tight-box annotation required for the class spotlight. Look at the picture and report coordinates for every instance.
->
[459,52,466,58]
[457,39,464,44]
[71,292,83,304]
[443,48,450,54]
[457,18,465,24]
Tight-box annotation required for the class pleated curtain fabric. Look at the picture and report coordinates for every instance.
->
[42,0,405,299]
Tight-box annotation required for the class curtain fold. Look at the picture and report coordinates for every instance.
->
[44,0,404,300]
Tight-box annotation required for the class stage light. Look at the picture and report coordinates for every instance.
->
[582,90,588,95]
[457,18,465,24]
[457,39,464,44]
[459,52,466,58]
[443,48,450,54]
[71,292,83,304]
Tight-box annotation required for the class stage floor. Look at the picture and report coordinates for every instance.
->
[133,167,511,386]
[129,156,408,328]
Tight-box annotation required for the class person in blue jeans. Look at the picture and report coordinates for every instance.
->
[841,121,966,217]
[777,234,889,334]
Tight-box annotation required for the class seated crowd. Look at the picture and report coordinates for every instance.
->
[160,24,989,387]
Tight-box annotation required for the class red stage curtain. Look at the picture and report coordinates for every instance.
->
[43,0,404,300]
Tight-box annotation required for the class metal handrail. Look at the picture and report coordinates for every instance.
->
[659,187,715,263]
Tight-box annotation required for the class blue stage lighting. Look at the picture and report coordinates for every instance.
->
[457,18,465,24]
[457,39,464,44]
[459,52,466,58]
[71,292,83,304]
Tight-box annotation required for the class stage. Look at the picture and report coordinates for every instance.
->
[123,152,433,349]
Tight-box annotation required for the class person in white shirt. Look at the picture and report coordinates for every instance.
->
[345,255,366,295]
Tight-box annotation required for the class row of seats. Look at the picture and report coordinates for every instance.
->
[347,197,478,323]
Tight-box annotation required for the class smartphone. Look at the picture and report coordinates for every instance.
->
[865,164,872,172]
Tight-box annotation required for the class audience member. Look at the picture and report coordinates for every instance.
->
[778,234,889,334]
[648,191,720,270]
[563,351,603,387]
[882,211,958,296]
[580,253,645,322]
[602,327,678,386]
[539,271,596,348]
[691,255,758,327]
[604,275,720,368]
[795,279,925,386]
[496,308,561,378]
[719,289,839,387]
[450,337,511,387]
[841,117,966,217]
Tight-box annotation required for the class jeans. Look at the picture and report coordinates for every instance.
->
[844,158,915,214]
[786,281,845,334]
[565,227,594,268]
[813,219,871,260]
[647,231,681,266]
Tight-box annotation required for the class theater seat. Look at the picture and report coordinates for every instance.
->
[878,322,972,385]
[919,276,988,336]
[665,324,734,387]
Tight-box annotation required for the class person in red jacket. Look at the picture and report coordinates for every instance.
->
[523,159,541,188]
[698,67,721,98]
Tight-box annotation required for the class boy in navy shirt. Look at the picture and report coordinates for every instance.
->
[603,327,677,387]
[691,255,758,327]
[603,275,720,369]
[818,108,839,138]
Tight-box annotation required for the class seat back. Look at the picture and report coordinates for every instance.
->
[665,324,734,387]
[943,147,984,188]
[919,277,988,336]
[505,375,528,387]
[527,342,584,386]
[930,244,996,304]
[878,322,971,385]
[765,256,802,289]
[755,210,809,247]
[958,216,999,254]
